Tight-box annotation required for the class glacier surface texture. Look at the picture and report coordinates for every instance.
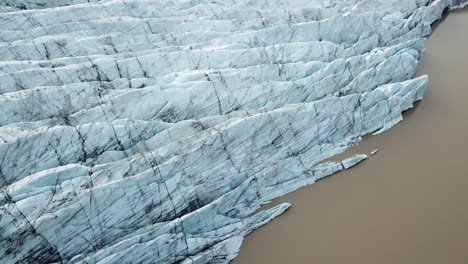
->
[0,0,466,263]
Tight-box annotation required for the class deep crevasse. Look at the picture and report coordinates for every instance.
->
[0,0,466,263]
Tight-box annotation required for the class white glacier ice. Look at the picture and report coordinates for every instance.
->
[341,154,367,169]
[0,0,466,263]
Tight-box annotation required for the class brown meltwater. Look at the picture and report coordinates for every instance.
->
[233,8,468,264]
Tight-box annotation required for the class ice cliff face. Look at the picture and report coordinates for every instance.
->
[0,0,466,263]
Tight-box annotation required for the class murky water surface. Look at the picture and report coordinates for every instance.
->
[233,8,468,264]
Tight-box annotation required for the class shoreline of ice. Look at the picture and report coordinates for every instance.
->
[0,0,466,263]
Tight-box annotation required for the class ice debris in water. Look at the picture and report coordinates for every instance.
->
[0,0,466,263]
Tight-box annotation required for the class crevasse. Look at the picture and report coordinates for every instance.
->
[0,0,466,263]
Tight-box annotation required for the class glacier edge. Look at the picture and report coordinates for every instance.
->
[0,0,466,263]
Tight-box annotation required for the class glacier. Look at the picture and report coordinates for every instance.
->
[0,0,466,263]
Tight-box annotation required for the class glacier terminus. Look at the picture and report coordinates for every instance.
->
[0,0,467,263]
